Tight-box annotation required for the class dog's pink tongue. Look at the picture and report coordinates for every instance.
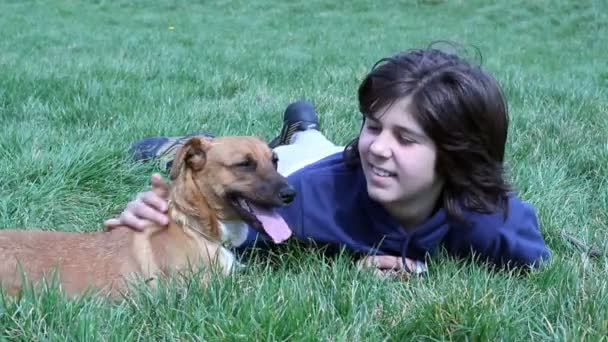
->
[249,204,292,243]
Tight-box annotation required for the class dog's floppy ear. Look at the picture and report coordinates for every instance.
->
[169,137,210,181]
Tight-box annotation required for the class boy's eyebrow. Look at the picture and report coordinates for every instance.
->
[366,117,429,141]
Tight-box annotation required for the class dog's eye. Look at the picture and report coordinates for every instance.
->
[272,154,279,169]
[234,159,255,169]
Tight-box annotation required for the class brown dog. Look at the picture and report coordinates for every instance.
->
[0,136,295,297]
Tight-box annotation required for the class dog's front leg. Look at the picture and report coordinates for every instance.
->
[217,247,246,275]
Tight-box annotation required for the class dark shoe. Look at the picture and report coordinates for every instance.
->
[129,131,215,170]
[268,101,320,148]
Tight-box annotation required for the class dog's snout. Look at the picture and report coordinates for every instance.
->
[279,185,296,204]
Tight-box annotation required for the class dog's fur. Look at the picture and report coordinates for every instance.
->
[0,136,294,297]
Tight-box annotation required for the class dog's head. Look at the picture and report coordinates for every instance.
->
[169,136,295,242]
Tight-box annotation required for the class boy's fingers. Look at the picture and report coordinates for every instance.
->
[361,255,400,270]
[120,211,145,231]
[372,256,397,269]
[150,173,169,198]
[104,218,121,230]
[140,191,168,212]
[133,203,169,226]
[360,255,422,273]
[404,259,416,273]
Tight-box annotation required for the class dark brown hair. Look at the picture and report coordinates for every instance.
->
[344,43,511,222]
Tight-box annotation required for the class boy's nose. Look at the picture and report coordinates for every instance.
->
[369,135,392,159]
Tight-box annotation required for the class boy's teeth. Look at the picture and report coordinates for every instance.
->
[372,166,393,177]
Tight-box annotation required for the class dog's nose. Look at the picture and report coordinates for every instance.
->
[279,186,296,204]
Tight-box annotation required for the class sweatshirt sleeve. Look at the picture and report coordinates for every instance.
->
[444,197,552,269]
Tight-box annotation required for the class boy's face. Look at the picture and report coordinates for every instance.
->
[357,96,444,215]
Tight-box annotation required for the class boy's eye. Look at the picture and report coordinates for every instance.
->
[399,135,415,144]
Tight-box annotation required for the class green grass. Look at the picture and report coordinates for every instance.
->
[1,0,607,339]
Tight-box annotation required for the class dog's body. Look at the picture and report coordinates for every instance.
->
[0,136,294,297]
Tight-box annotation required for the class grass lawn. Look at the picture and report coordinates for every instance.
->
[1,0,607,340]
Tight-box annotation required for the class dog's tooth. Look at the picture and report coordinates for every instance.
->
[245,201,252,212]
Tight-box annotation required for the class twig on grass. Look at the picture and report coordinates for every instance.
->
[560,230,605,259]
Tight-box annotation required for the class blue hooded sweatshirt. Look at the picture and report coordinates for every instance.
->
[239,152,552,268]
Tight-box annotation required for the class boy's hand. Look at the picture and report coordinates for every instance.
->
[358,255,427,277]
[104,174,171,231]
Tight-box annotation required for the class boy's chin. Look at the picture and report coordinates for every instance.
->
[366,185,398,204]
